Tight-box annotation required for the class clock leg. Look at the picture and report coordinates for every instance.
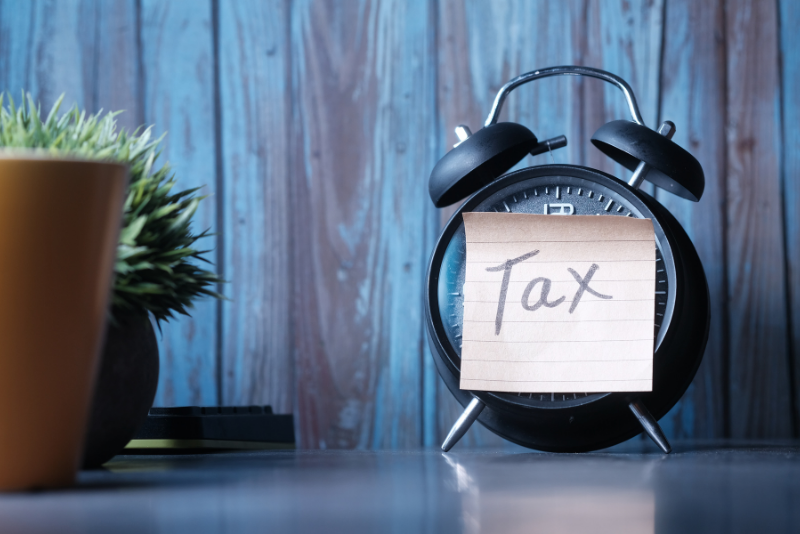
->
[441,397,485,452]
[628,399,672,454]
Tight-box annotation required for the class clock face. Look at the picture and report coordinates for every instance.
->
[435,169,676,408]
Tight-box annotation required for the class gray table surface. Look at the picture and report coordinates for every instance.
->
[0,440,798,533]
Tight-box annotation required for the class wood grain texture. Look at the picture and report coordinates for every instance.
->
[291,0,438,448]
[725,0,792,437]
[0,0,95,111]
[141,0,219,407]
[434,0,664,448]
[0,0,36,99]
[582,0,663,194]
[655,0,727,438]
[94,0,142,132]
[0,0,140,125]
[779,0,800,434]
[217,0,294,413]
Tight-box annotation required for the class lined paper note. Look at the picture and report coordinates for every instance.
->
[460,213,656,393]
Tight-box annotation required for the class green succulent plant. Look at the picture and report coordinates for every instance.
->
[0,93,223,322]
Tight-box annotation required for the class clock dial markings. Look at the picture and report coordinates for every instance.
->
[437,176,672,407]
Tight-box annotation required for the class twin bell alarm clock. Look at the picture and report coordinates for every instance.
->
[425,66,709,453]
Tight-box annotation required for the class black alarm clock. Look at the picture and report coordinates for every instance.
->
[425,66,709,454]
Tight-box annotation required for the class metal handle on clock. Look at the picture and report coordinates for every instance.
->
[484,66,646,128]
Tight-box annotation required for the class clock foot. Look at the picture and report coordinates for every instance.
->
[628,399,672,454]
[441,397,485,452]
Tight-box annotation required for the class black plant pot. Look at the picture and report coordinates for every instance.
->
[82,312,159,469]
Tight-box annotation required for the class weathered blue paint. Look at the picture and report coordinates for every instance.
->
[656,0,727,439]
[290,0,438,449]
[779,0,800,433]
[94,0,142,132]
[141,0,219,407]
[217,0,294,413]
[0,0,93,112]
[0,1,35,102]
[0,0,140,125]
[724,0,791,437]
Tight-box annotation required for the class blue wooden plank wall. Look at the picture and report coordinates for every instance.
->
[141,0,220,407]
[0,0,799,447]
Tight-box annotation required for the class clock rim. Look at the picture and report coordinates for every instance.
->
[424,164,710,451]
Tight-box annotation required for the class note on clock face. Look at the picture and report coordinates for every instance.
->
[459,212,656,393]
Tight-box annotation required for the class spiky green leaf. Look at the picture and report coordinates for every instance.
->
[0,93,224,323]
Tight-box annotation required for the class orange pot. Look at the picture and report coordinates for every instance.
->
[0,156,126,491]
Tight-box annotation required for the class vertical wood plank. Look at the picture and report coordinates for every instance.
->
[0,0,140,126]
[0,0,35,98]
[141,0,219,406]
[291,0,438,448]
[779,0,800,434]
[725,0,792,437]
[434,0,663,448]
[27,0,96,111]
[217,0,294,413]
[655,0,727,438]
[95,0,142,132]
[0,0,95,111]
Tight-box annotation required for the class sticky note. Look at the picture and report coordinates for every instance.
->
[459,212,655,393]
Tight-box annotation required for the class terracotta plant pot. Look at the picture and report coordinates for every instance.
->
[82,311,160,469]
[0,156,126,491]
